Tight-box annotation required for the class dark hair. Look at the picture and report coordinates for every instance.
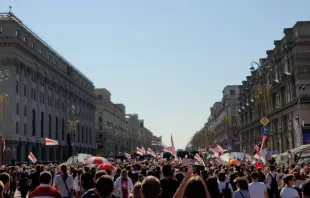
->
[302,179,310,197]
[206,177,221,197]
[0,173,10,185]
[183,176,208,198]
[175,172,184,183]
[270,165,276,172]
[284,174,295,185]
[60,164,68,180]
[235,177,248,190]
[95,170,107,179]
[39,171,52,184]
[35,165,41,172]
[162,164,172,177]
[218,172,226,182]
[250,172,259,179]
[96,175,114,196]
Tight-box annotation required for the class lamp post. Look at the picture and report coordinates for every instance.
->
[67,104,80,163]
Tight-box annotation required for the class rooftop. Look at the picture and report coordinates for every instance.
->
[0,11,93,84]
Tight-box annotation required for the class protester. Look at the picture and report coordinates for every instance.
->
[114,169,134,198]
[141,176,161,198]
[28,171,61,198]
[248,172,268,198]
[54,164,74,198]
[0,173,12,198]
[280,174,299,198]
[160,164,179,198]
[233,177,250,198]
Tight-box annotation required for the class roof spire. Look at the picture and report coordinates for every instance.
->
[9,6,12,13]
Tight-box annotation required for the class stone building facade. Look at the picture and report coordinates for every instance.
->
[238,21,310,154]
[0,12,96,163]
[95,89,129,157]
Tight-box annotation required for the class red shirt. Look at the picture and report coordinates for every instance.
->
[29,184,61,198]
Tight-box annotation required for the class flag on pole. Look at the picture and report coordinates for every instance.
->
[147,148,156,158]
[171,135,177,157]
[151,141,163,146]
[163,145,172,154]
[136,147,144,156]
[28,152,37,163]
[45,138,59,146]
[124,153,131,159]
[199,148,207,154]
[141,146,146,154]
[194,153,202,162]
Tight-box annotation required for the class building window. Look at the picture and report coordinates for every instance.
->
[89,129,92,144]
[24,105,27,117]
[0,27,2,34]
[24,123,27,135]
[16,102,19,114]
[78,124,80,142]
[39,48,43,54]
[33,89,36,100]
[31,42,35,48]
[230,90,235,95]
[24,85,27,97]
[48,114,52,138]
[62,118,65,140]
[99,125,103,130]
[82,126,84,143]
[56,117,59,139]
[32,109,36,136]
[86,127,88,144]
[23,36,27,42]
[16,122,19,134]
[48,55,51,60]
[16,81,19,93]
[15,30,20,37]
[41,112,44,137]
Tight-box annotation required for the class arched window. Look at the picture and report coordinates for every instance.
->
[40,112,44,137]
[32,109,36,136]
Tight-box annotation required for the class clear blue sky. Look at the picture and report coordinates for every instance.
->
[1,0,310,149]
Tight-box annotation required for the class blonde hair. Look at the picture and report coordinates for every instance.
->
[121,169,128,178]
[131,182,142,198]
[0,181,4,198]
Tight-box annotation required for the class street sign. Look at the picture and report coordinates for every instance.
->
[260,117,269,126]
[261,126,269,135]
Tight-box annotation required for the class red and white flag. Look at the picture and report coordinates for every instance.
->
[45,138,58,146]
[136,147,144,156]
[124,153,131,159]
[151,141,162,146]
[147,148,156,158]
[171,135,177,157]
[194,153,202,162]
[214,142,224,154]
[199,148,207,154]
[163,145,172,154]
[141,146,146,154]
[28,152,37,163]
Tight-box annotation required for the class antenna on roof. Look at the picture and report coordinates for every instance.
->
[9,6,12,13]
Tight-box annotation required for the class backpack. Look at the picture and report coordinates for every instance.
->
[222,183,232,198]
[269,173,278,191]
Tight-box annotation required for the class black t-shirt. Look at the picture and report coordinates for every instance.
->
[30,171,40,191]
[160,178,180,198]
[258,172,266,183]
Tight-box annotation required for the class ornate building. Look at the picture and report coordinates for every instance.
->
[0,12,96,163]
[239,21,310,153]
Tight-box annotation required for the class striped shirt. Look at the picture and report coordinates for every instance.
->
[29,184,62,198]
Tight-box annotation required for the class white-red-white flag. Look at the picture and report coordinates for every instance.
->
[28,152,37,163]
[147,148,156,158]
[171,135,177,157]
[194,153,202,162]
[136,147,144,156]
[45,138,58,146]
[163,145,172,154]
[199,148,207,154]
[141,146,146,154]
[124,153,131,159]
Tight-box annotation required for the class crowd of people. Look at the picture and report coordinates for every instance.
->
[0,159,309,198]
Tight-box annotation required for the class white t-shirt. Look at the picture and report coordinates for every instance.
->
[218,181,233,194]
[249,182,266,198]
[280,187,299,198]
[54,174,74,197]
